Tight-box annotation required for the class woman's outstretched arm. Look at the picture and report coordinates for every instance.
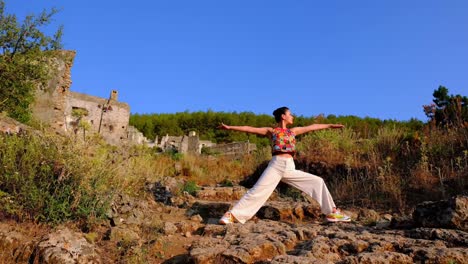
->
[291,124,344,136]
[218,123,272,136]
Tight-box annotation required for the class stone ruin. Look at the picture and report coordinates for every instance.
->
[30,50,136,146]
[157,131,257,155]
[26,50,257,156]
[159,131,214,154]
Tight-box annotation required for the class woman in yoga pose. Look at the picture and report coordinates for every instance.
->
[219,106,351,224]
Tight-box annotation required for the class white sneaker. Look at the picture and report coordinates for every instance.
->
[219,211,235,224]
[326,210,351,222]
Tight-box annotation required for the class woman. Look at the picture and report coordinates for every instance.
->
[219,106,350,224]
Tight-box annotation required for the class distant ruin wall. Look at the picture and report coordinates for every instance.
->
[206,142,257,155]
[127,125,153,146]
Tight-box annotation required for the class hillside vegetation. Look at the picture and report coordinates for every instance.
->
[1,86,466,225]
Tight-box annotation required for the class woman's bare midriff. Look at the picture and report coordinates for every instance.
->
[273,153,294,158]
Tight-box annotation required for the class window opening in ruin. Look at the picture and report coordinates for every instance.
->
[109,125,114,132]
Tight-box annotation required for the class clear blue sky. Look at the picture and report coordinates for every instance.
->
[6,1,468,121]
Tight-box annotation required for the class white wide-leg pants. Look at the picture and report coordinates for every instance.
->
[230,155,336,224]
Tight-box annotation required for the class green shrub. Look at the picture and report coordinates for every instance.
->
[220,179,234,187]
[0,133,111,224]
[181,180,199,196]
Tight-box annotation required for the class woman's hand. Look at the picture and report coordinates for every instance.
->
[329,124,345,129]
[218,123,230,130]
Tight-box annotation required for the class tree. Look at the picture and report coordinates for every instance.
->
[0,0,63,122]
[423,86,468,128]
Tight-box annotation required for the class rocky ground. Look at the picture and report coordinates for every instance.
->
[0,182,467,264]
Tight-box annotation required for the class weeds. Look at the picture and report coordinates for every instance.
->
[181,180,199,196]
[296,125,467,210]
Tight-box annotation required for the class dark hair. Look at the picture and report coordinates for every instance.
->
[272,106,289,122]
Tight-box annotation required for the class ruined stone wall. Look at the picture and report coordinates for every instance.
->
[187,132,200,154]
[127,125,153,145]
[31,50,133,146]
[199,140,216,153]
[206,142,257,155]
[160,135,183,152]
[65,91,130,145]
[160,132,208,154]
[31,50,75,132]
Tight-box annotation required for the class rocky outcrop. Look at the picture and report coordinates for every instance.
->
[190,220,468,264]
[0,223,36,263]
[1,189,466,263]
[186,195,468,264]
[413,195,468,231]
[196,186,248,201]
[30,228,101,263]
[0,114,30,135]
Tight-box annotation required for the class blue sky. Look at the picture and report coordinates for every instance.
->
[6,1,468,121]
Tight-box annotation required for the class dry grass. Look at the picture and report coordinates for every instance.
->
[180,147,271,185]
[295,125,467,211]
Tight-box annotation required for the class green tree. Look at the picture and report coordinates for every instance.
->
[423,86,468,128]
[0,0,63,122]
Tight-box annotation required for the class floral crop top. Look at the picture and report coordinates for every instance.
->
[271,127,296,154]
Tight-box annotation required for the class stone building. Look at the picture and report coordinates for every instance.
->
[159,131,202,154]
[158,131,255,156]
[127,126,155,146]
[31,50,134,145]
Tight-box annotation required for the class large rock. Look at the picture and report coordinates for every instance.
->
[190,221,302,263]
[31,228,101,264]
[271,255,327,264]
[189,214,468,264]
[190,201,232,219]
[410,246,468,264]
[0,224,34,263]
[341,252,413,264]
[413,195,468,231]
[196,186,247,201]
[0,114,29,135]
[257,201,322,222]
[405,227,468,247]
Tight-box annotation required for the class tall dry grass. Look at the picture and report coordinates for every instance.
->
[179,146,271,185]
[296,125,467,211]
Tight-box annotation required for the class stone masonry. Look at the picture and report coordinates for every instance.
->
[65,90,130,145]
[30,50,133,146]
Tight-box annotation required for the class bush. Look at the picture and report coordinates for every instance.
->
[0,133,111,223]
[181,180,199,196]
